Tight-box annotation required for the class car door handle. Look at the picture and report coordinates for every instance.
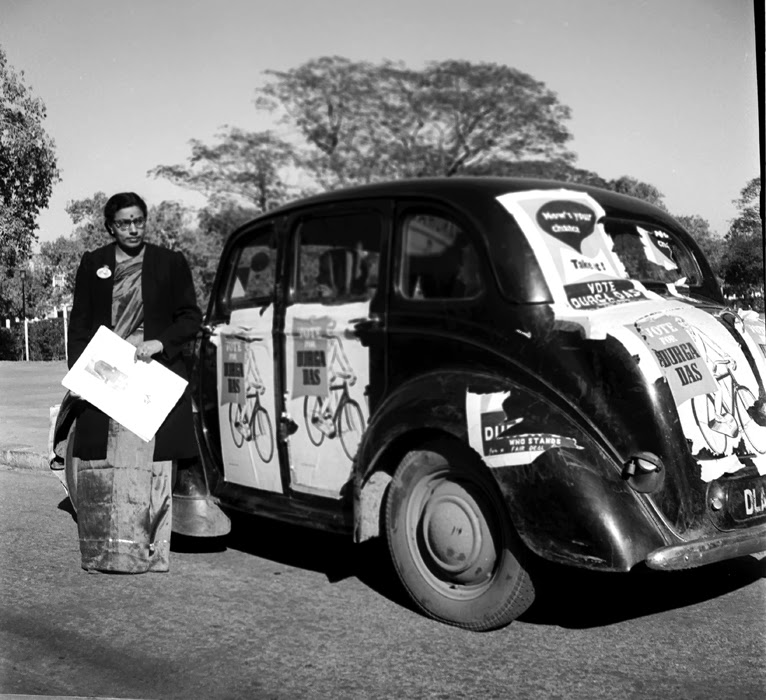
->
[350,314,382,328]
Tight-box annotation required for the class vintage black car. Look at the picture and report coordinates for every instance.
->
[65,177,766,630]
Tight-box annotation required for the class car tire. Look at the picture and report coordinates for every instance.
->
[385,437,534,631]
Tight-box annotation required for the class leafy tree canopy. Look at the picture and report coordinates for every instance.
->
[465,159,668,208]
[0,45,59,271]
[148,127,296,212]
[727,177,761,240]
[675,214,723,276]
[601,175,667,211]
[720,177,763,295]
[35,192,256,311]
[0,262,47,318]
[255,56,575,187]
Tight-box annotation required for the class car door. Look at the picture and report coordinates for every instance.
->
[198,223,283,493]
[280,204,388,498]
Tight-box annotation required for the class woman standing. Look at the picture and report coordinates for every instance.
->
[67,192,201,573]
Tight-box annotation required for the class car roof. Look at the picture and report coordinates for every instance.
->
[264,176,684,232]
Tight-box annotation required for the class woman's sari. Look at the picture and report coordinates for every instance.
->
[74,250,173,573]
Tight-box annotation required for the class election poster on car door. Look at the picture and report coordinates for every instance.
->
[215,305,281,493]
[496,190,648,312]
[284,301,370,499]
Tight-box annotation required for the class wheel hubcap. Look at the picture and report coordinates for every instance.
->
[414,478,498,588]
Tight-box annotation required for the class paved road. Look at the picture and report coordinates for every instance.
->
[1,466,765,700]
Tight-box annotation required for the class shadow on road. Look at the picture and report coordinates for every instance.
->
[57,496,76,520]
[519,554,766,628]
[59,494,765,629]
[182,511,416,611]
[168,509,766,629]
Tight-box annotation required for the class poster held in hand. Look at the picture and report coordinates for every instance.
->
[62,325,188,442]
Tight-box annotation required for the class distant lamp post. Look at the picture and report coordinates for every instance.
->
[21,269,29,362]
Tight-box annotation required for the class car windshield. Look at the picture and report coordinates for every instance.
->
[601,219,702,288]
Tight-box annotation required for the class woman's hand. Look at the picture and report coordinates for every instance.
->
[134,340,164,363]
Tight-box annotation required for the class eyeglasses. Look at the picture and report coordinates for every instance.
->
[112,217,146,231]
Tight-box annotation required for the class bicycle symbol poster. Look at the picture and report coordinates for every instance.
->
[629,314,717,405]
[284,303,370,496]
[215,310,281,493]
[220,335,246,405]
[291,316,332,398]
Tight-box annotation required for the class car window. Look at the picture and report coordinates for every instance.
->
[221,227,278,311]
[399,213,484,300]
[294,212,382,304]
[603,219,702,288]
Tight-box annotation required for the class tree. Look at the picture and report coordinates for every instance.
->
[36,192,110,300]
[0,45,59,271]
[720,177,763,301]
[600,176,667,211]
[675,214,724,277]
[728,177,762,239]
[37,191,257,310]
[0,262,46,318]
[465,158,672,211]
[255,56,575,188]
[185,200,259,307]
[463,158,607,186]
[38,234,84,307]
[147,199,193,250]
[66,191,111,250]
[148,127,296,212]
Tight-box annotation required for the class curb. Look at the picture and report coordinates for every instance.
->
[0,448,48,470]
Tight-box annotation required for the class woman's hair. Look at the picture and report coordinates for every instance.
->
[103,192,148,229]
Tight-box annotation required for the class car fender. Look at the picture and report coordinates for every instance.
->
[354,369,666,570]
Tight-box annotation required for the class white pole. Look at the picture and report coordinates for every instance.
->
[24,317,29,361]
[63,305,68,363]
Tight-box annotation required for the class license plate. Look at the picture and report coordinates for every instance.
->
[728,474,766,523]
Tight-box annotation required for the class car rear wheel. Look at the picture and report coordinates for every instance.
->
[384,438,534,631]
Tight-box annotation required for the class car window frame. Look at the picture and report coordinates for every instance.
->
[393,204,488,305]
[286,205,387,308]
[600,216,707,292]
[214,223,279,318]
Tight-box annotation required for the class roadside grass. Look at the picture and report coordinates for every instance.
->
[0,360,69,453]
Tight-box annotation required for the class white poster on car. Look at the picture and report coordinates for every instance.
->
[212,305,280,492]
[496,190,649,312]
[284,301,370,497]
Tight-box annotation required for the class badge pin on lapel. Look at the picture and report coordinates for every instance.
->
[97,265,112,279]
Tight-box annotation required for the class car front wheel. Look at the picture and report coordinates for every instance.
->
[385,438,534,631]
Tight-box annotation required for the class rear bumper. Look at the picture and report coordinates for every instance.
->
[646,523,766,570]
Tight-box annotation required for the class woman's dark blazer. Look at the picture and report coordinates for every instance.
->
[67,242,202,461]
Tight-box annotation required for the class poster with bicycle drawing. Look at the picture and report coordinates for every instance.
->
[216,305,281,493]
[629,314,717,406]
[285,302,370,497]
[628,310,766,473]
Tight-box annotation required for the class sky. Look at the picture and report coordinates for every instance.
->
[0,0,761,246]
